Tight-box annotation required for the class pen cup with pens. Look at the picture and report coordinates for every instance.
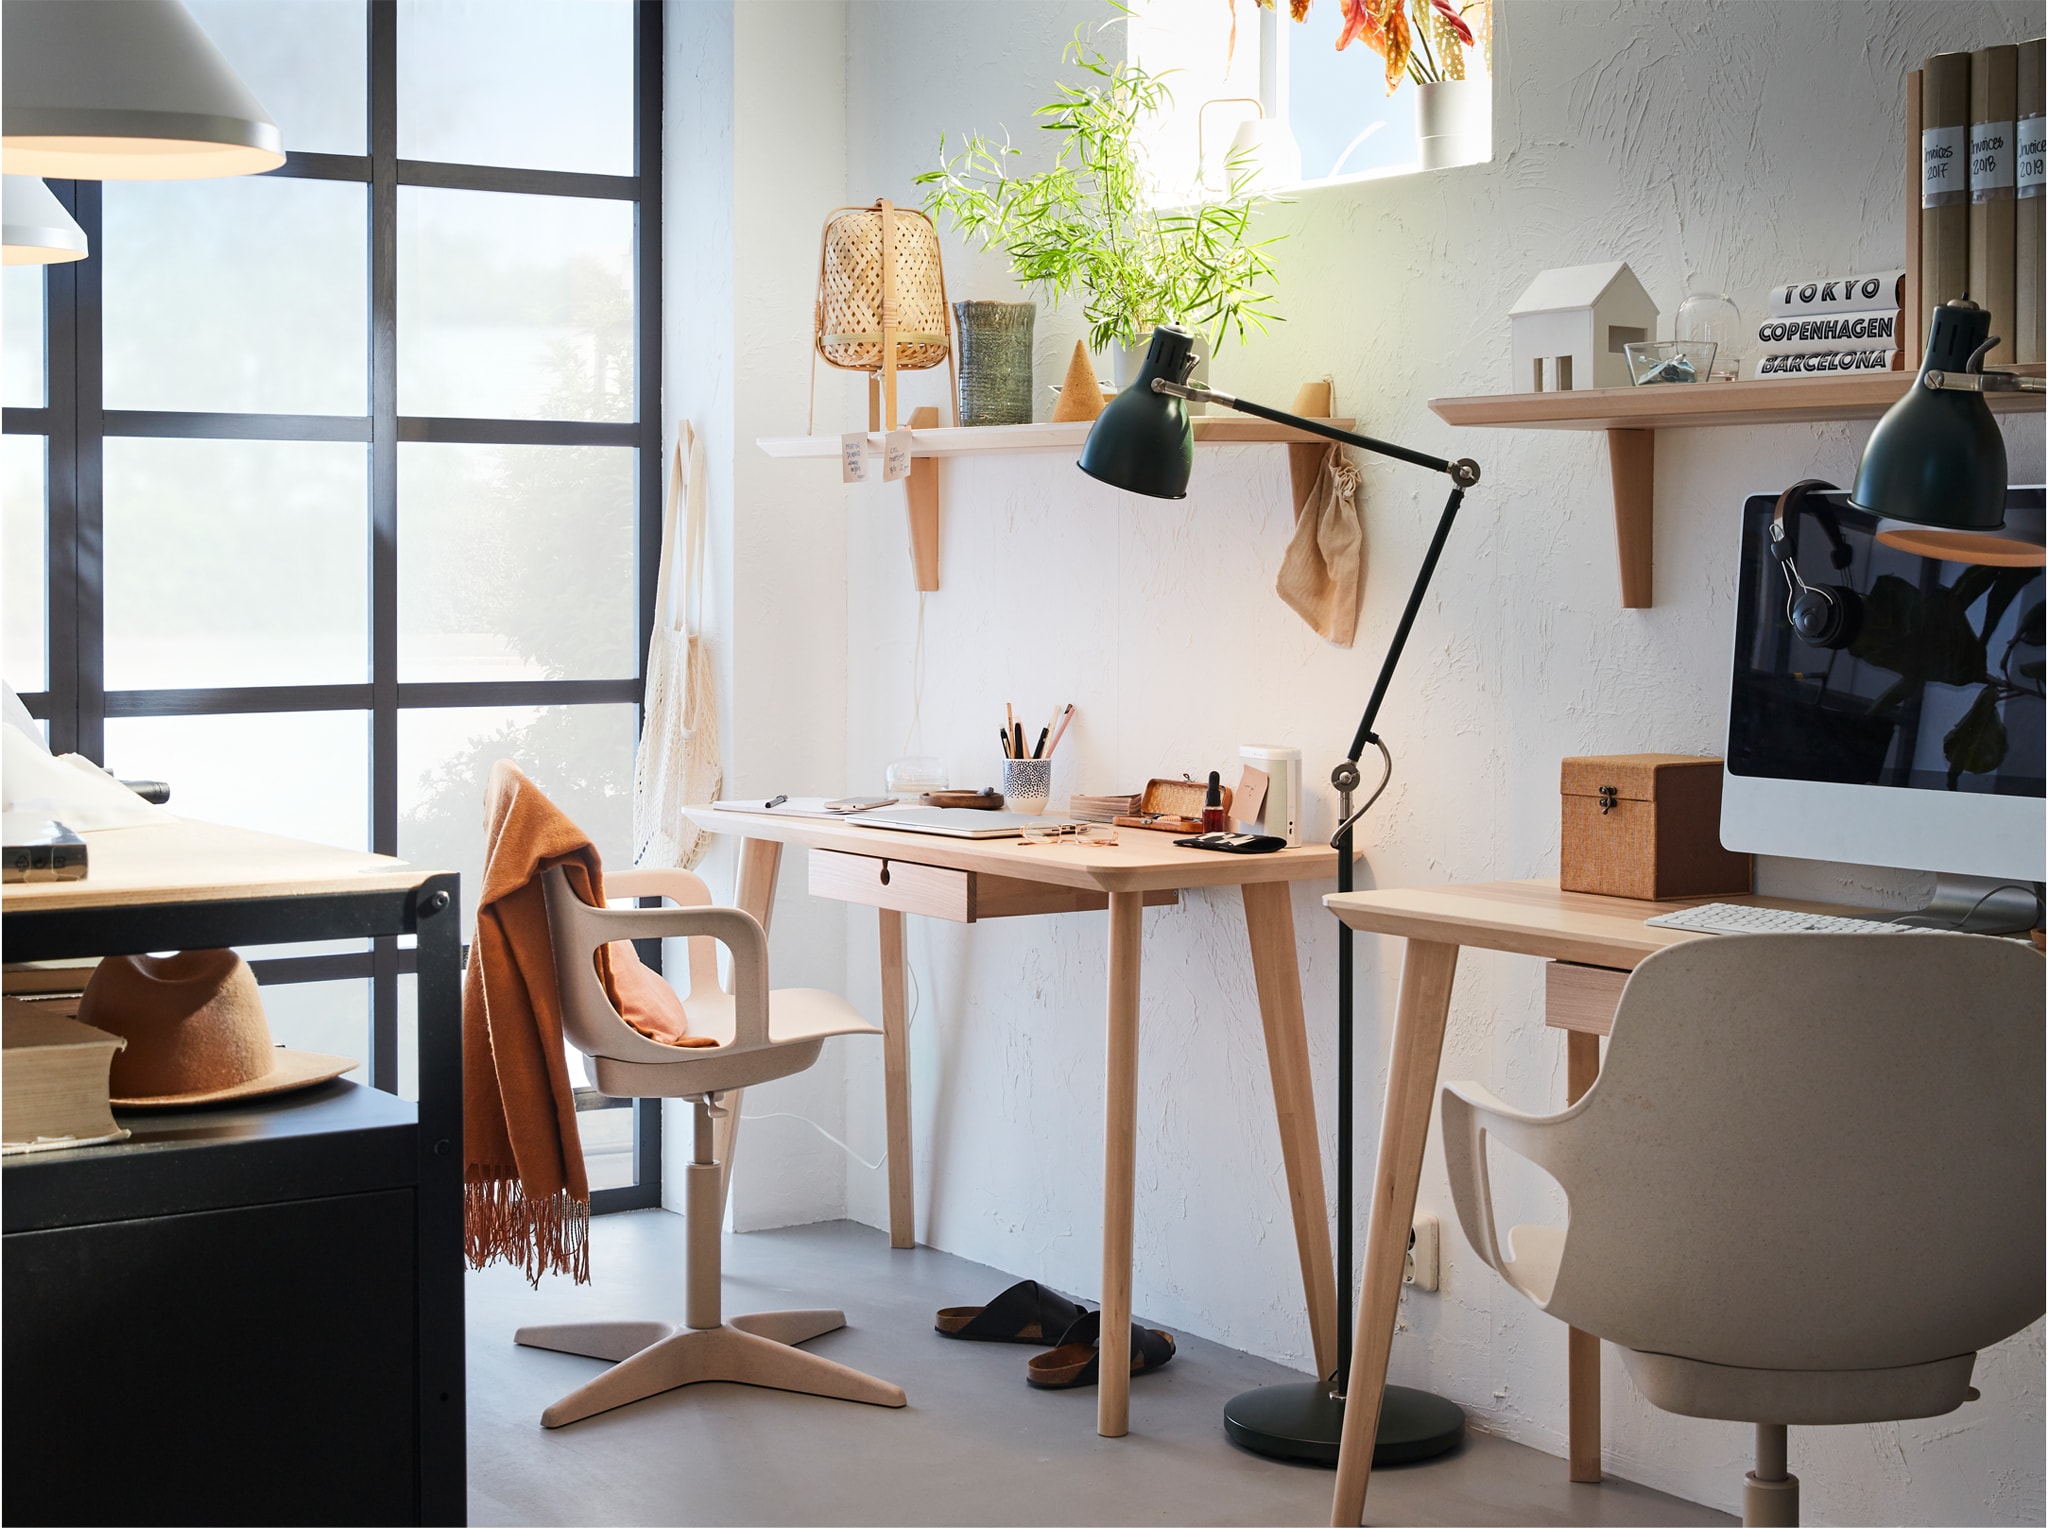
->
[1002,757,1052,816]
[999,700,1073,817]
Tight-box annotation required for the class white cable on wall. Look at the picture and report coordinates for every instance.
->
[740,933,924,1173]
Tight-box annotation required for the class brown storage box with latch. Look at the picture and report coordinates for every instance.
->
[1560,753,1752,901]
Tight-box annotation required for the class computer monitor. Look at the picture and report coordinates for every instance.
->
[1722,485,2045,904]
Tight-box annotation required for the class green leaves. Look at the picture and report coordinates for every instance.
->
[916,28,1284,353]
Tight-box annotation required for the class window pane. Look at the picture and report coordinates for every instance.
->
[259,978,370,1086]
[103,177,368,415]
[398,0,634,175]
[398,703,636,902]
[103,711,369,850]
[3,263,45,408]
[4,435,46,693]
[397,187,633,421]
[186,0,367,155]
[398,443,636,682]
[104,439,368,690]
[1287,13,1422,180]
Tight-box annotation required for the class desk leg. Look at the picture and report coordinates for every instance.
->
[717,838,785,1215]
[1098,889,1144,1438]
[1330,938,1460,1527]
[1566,1029,1602,1484]
[1241,881,1339,1381]
[877,908,916,1249]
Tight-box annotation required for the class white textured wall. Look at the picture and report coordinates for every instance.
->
[662,0,857,1229]
[820,3,2047,1524]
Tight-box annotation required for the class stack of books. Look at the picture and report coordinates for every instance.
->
[1067,793,1138,824]
[2,997,129,1155]
[1751,271,1905,378]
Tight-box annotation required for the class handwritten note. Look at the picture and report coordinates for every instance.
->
[882,429,914,482]
[840,432,869,484]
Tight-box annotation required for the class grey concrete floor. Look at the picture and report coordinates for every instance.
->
[467,1213,1732,1527]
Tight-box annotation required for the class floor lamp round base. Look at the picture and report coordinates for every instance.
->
[1223,1380,1465,1467]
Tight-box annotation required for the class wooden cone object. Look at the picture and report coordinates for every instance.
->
[1051,341,1106,423]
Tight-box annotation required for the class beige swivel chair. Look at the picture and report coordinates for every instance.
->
[1440,932,2043,1527]
[513,864,907,1427]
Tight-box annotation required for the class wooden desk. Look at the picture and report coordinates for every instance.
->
[688,806,1344,1438]
[3,821,465,1525]
[1320,878,1854,1525]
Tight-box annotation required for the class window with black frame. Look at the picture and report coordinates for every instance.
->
[0,0,663,1208]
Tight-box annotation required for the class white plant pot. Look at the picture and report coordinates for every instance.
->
[1415,79,1489,171]
[1109,330,1211,412]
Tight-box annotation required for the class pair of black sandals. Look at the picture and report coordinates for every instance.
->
[934,1279,1176,1388]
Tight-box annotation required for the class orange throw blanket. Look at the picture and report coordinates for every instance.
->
[463,761,706,1285]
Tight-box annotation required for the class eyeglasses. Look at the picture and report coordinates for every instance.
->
[1018,822,1119,847]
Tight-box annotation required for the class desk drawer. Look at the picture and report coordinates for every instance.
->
[1545,961,1628,1036]
[811,849,973,922]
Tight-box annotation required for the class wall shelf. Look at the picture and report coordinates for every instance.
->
[1428,374,2045,609]
[759,414,1356,459]
[759,413,1356,591]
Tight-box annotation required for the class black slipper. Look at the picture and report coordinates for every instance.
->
[1025,1309,1176,1388]
[935,1279,1090,1344]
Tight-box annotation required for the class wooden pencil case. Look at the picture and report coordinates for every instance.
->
[1114,777,1233,834]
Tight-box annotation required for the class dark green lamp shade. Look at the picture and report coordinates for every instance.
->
[1850,299,2008,532]
[1077,325,1196,499]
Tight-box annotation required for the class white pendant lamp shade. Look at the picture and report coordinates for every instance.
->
[2,0,284,180]
[2,175,88,264]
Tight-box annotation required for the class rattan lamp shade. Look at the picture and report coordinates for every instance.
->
[812,199,954,431]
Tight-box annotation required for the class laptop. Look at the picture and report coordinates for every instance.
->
[848,807,1056,840]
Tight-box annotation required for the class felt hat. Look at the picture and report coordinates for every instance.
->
[78,950,357,1109]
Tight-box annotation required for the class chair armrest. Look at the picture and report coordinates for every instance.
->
[553,899,770,1050]
[604,866,712,907]
[1440,1081,1568,1280]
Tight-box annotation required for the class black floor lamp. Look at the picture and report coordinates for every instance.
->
[1078,324,1477,1466]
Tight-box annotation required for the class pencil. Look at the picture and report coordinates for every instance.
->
[1045,703,1076,757]
[1000,726,1012,758]
[1031,726,1049,759]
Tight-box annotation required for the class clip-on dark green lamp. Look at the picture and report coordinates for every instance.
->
[1079,322,1477,1466]
[1852,296,2047,564]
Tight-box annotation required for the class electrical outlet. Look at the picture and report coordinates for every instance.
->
[1404,1214,1440,1292]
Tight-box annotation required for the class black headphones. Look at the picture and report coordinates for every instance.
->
[1767,478,1862,649]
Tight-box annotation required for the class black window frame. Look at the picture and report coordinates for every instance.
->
[3,0,665,1212]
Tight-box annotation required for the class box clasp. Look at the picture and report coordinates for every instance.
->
[1598,785,1618,815]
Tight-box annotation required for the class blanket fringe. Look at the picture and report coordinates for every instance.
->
[465,1169,590,1287]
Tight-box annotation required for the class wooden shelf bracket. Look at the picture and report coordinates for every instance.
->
[1607,428,1654,609]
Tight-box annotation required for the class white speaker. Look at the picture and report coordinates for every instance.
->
[1239,744,1302,847]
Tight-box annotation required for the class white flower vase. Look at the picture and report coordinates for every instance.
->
[1415,79,1489,171]
[1109,329,1211,412]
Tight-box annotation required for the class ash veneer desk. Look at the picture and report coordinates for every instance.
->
[1,820,464,1525]
[1321,877,1864,1526]
[687,804,1346,1438]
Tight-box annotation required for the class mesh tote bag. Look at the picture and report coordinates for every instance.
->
[632,421,720,869]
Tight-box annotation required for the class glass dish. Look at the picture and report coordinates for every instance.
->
[1624,340,1717,386]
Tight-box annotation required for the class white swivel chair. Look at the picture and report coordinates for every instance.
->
[513,864,907,1427]
[1440,932,2043,1527]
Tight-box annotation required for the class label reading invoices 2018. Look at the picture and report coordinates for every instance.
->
[1972,119,2016,198]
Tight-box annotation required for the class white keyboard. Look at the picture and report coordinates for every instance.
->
[1644,903,1931,936]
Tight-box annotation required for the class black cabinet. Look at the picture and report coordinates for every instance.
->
[3,870,464,1525]
[5,1086,431,1526]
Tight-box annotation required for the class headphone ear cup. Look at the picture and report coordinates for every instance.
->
[1789,584,1863,649]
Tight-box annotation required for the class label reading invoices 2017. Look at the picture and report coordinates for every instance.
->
[1923,124,1969,205]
